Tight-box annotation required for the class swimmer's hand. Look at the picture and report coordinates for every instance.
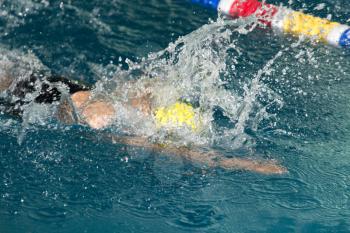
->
[181,148,287,175]
[219,158,287,175]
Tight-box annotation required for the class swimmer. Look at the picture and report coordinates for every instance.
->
[0,72,287,175]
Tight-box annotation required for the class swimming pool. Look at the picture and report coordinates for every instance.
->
[1,0,350,232]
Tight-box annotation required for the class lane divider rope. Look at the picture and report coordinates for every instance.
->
[192,0,350,48]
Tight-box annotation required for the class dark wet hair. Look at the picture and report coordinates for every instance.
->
[1,73,91,116]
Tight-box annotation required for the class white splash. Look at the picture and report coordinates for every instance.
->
[94,17,282,149]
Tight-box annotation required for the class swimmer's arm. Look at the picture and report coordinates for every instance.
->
[70,91,286,174]
[108,135,287,175]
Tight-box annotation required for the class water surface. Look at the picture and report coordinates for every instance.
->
[1,0,350,232]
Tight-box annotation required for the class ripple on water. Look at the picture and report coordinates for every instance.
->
[274,193,321,210]
[287,149,350,211]
[312,175,348,210]
[27,206,72,223]
[167,203,224,230]
[247,175,324,211]
[250,177,307,196]
[116,195,158,220]
[192,172,259,205]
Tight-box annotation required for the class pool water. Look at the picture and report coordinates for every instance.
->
[1,0,350,232]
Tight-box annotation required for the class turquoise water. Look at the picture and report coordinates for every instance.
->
[1,0,350,232]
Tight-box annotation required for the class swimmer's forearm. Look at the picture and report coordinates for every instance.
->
[218,157,287,174]
[177,147,286,174]
[108,135,286,175]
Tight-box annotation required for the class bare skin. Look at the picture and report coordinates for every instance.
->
[71,91,91,109]
[71,91,116,129]
[0,74,286,174]
[70,90,287,175]
[106,134,286,174]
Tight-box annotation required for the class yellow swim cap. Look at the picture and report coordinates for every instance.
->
[154,101,199,131]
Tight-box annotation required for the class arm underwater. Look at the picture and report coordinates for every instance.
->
[193,0,350,48]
